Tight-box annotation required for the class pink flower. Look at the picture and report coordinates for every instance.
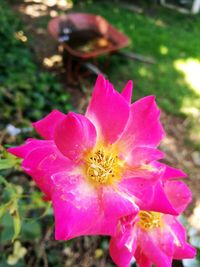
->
[8,75,186,240]
[110,210,196,267]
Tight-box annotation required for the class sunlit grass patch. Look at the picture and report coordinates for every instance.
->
[174,58,200,96]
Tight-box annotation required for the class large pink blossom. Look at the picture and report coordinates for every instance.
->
[8,75,186,240]
[110,210,196,267]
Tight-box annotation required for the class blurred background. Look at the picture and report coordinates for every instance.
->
[0,0,200,266]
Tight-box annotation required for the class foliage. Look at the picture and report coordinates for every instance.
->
[0,0,72,128]
[0,150,52,266]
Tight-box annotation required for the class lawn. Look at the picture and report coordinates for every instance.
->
[77,1,200,118]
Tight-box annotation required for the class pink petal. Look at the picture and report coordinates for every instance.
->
[174,243,196,259]
[86,187,139,237]
[126,147,164,166]
[123,156,166,180]
[109,215,138,267]
[109,236,133,267]
[52,172,139,240]
[102,187,139,229]
[165,216,196,259]
[119,178,155,208]
[147,181,178,215]
[118,96,165,151]
[120,178,178,215]
[151,226,174,257]
[164,180,192,214]
[121,80,133,104]
[22,144,73,198]
[134,247,152,267]
[7,138,48,158]
[32,110,66,139]
[52,173,102,240]
[54,112,96,161]
[161,163,187,180]
[137,229,172,267]
[86,74,130,144]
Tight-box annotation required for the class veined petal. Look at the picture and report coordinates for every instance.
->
[22,144,73,198]
[109,216,138,267]
[102,186,139,226]
[32,110,66,139]
[120,178,178,215]
[137,229,172,267]
[147,181,178,215]
[52,172,138,240]
[175,243,196,259]
[134,247,152,267]
[54,112,96,161]
[126,147,164,166]
[117,96,165,151]
[120,177,154,207]
[52,172,102,240]
[123,162,165,182]
[121,80,133,104]
[165,216,196,260]
[86,74,130,144]
[109,236,133,267]
[90,187,138,237]
[160,163,187,180]
[164,180,192,214]
[7,138,49,158]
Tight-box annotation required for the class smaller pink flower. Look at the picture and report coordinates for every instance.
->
[110,210,196,267]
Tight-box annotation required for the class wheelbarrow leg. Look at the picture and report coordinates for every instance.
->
[74,60,83,80]
[103,52,113,70]
[63,50,76,84]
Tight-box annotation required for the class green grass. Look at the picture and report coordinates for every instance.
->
[77,1,200,117]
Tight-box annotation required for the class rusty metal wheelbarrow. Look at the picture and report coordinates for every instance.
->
[48,13,154,81]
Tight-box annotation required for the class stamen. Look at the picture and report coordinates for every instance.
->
[85,147,123,185]
[138,211,163,230]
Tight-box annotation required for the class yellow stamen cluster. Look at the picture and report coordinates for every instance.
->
[138,211,163,230]
[85,147,123,185]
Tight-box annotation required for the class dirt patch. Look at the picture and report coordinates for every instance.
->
[160,112,200,216]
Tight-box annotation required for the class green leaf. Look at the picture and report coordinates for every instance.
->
[21,220,41,241]
[0,213,14,243]
[0,204,7,219]
[1,199,22,241]
[0,151,21,171]
[0,175,9,186]
[0,159,16,170]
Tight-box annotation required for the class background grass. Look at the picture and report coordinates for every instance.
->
[77,1,200,117]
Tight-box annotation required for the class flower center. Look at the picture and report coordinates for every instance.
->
[85,147,123,185]
[138,211,162,230]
